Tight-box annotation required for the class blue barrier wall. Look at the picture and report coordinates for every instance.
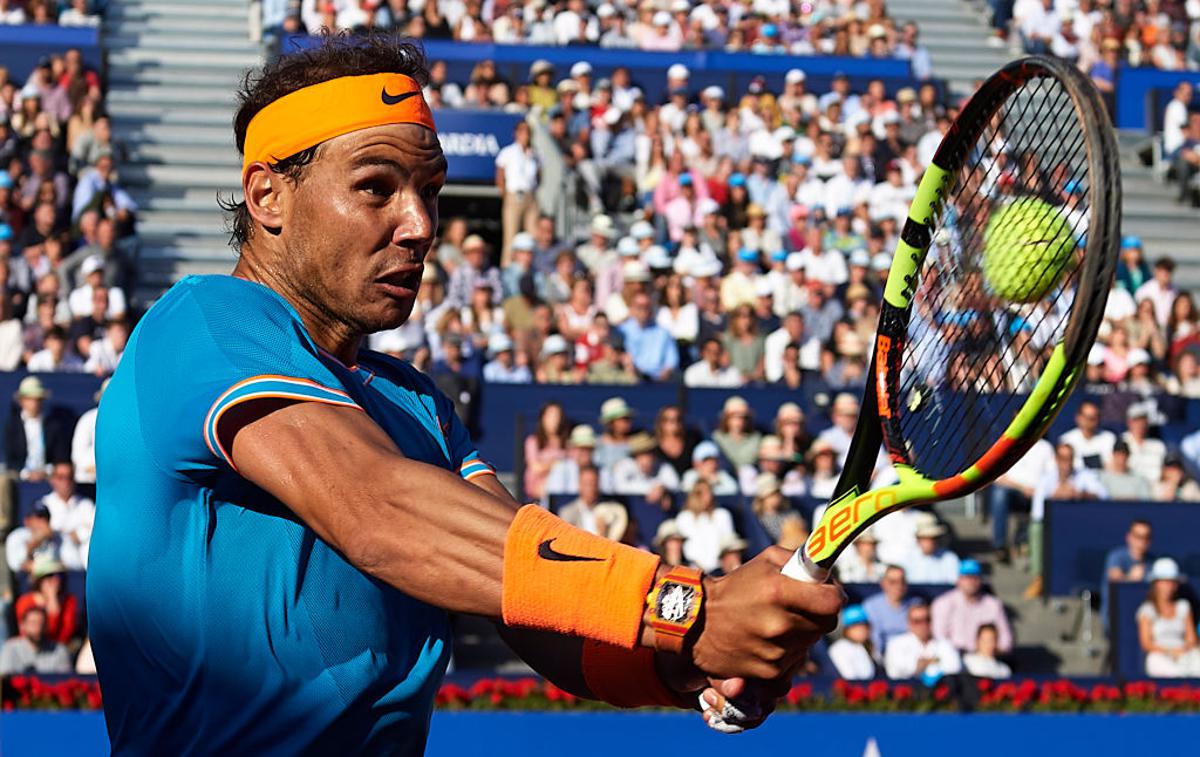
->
[7,711,1197,756]
[1045,500,1200,597]
[283,35,918,105]
[0,26,103,81]
[1110,580,1200,679]
[1116,65,1200,131]
[430,109,522,182]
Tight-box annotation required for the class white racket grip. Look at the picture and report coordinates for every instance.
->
[781,548,830,583]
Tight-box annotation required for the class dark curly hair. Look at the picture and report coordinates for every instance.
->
[219,34,430,251]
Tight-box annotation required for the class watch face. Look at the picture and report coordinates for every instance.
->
[658,583,696,623]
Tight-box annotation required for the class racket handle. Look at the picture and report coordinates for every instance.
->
[781,549,830,584]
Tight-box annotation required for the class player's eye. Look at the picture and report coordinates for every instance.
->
[357,179,394,199]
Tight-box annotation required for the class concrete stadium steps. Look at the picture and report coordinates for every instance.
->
[889,0,1013,96]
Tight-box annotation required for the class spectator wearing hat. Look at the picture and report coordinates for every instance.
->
[546,425,599,497]
[446,235,501,309]
[610,431,679,504]
[495,120,539,265]
[1135,257,1179,330]
[749,471,805,548]
[902,514,961,584]
[986,438,1055,561]
[806,439,840,501]
[482,333,532,384]
[674,478,736,572]
[1116,235,1151,295]
[664,172,703,242]
[5,375,72,482]
[1100,439,1153,500]
[576,215,616,275]
[931,560,1013,655]
[16,554,79,646]
[40,462,94,570]
[829,605,879,680]
[963,624,1012,680]
[619,291,678,381]
[595,396,635,469]
[558,465,629,540]
[4,503,62,575]
[753,430,807,495]
[535,333,578,384]
[1155,454,1200,502]
[1138,557,1200,677]
[0,605,71,675]
[863,565,917,654]
[585,327,639,385]
[652,519,690,568]
[680,440,738,496]
[712,395,762,470]
[522,401,568,502]
[67,253,126,320]
[837,529,887,584]
[885,601,962,681]
[816,393,860,468]
[720,248,762,312]
[715,533,748,576]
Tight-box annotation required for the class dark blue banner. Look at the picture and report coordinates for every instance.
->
[433,109,521,183]
[0,25,102,81]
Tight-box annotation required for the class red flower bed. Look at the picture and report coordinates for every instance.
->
[3,676,102,711]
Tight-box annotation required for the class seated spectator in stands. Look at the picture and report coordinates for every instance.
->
[745,433,805,498]
[1138,557,1200,678]
[884,601,962,681]
[653,520,690,568]
[70,379,103,487]
[446,234,501,309]
[0,0,27,24]
[15,556,78,646]
[26,325,82,372]
[962,624,1012,680]
[0,606,71,676]
[750,472,804,547]
[1027,441,1108,597]
[558,466,628,542]
[0,291,22,371]
[1171,111,1200,205]
[1103,518,1156,624]
[829,605,879,681]
[546,425,597,497]
[1136,257,1178,329]
[595,397,634,469]
[902,514,960,584]
[4,376,72,481]
[431,333,480,421]
[653,406,696,479]
[1162,82,1193,160]
[1116,235,1152,295]
[987,437,1054,561]
[535,333,578,384]
[620,291,677,381]
[683,336,742,387]
[59,0,99,27]
[817,393,860,467]
[67,255,126,320]
[4,504,61,576]
[1122,402,1165,480]
[1155,454,1200,502]
[523,401,568,502]
[585,330,638,385]
[837,528,887,584]
[1100,440,1153,500]
[482,332,531,384]
[1059,400,1114,471]
[680,440,738,496]
[71,151,137,229]
[715,534,747,576]
[610,431,679,505]
[84,317,128,376]
[931,559,1013,655]
[674,479,736,572]
[863,565,916,654]
[806,439,840,500]
[721,303,765,382]
[712,395,761,470]
[41,462,93,570]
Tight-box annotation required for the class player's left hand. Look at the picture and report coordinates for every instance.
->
[698,675,795,734]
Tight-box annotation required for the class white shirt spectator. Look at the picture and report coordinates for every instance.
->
[85,335,124,375]
[1135,278,1177,329]
[1000,438,1056,492]
[657,303,699,342]
[683,360,744,388]
[874,508,923,566]
[963,653,1012,679]
[1104,285,1136,322]
[829,638,878,680]
[903,549,961,584]
[22,413,45,478]
[68,283,127,320]
[0,3,26,23]
[494,142,539,194]
[610,456,680,495]
[674,507,736,572]
[5,526,63,573]
[72,407,99,484]
[1164,97,1191,156]
[1031,467,1107,522]
[27,348,84,373]
[42,491,95,570]
[679,469,739,496]
[884,632,962,679]
[823,174,872,216]
[763,326,821,383]
[1058,428,1116,471]
[1122,432,1166,485]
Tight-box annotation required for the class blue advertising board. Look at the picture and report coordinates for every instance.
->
[0,25,102,81]
[433,109,521,183]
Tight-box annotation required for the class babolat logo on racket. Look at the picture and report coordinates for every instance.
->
[808,488,898,563]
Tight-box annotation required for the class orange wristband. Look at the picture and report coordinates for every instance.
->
[581,640,693,709]
[502,504,660,649]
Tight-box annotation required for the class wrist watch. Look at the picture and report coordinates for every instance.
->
[646,566,704,654]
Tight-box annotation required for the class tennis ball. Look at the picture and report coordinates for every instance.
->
[982,197,1076,303]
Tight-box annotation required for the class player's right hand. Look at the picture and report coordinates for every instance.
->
[689,546,842,681]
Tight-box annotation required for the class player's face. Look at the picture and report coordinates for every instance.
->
[280,124,446,334]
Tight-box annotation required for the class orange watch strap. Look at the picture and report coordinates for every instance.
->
[647,566,703,654]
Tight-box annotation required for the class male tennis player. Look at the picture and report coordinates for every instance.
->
[87,36,840,754]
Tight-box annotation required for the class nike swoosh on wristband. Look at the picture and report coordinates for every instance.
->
[538,539,604,562]
[381,88,420,106]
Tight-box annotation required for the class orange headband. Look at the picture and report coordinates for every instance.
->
[241,73,436,173]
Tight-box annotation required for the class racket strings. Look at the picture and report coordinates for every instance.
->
[895,73,1093,480]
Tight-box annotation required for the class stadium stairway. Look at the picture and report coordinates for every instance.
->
[104,0,259,303]
[889,0,1015,97]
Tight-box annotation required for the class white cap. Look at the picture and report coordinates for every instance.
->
[871,252,892,271]
[773,125,796,142]
[785,252,807,272]
[692,440,721,462]
[692,259,722,278]
[754,278,775,298]
[596,2,615,17]
[785,68,806,84]
[511,232,535,252]
[591,215,615,237]
[667,63,690,80]
[702,85,725,101]
[630,220,655,240]
[1128,348,1152,367]
[848,249,870,267]
[644,245,672,269]
[488,332,514,354]
[1149,557,1184,582]
[570,61,593,78]
[670,0,689,11]
[697,198,720,216]
[622,260,651,282]
[541,334,569,357]
[653,10,672,26]
[617,236,640,256]
[1087,344,1106,366]
[81,255,105,276]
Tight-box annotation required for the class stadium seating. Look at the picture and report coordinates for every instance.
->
[1108,580,1200,678]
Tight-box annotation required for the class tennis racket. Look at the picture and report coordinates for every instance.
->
[781,56,1121,582]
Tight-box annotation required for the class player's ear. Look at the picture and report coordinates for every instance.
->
[243,162,284,233]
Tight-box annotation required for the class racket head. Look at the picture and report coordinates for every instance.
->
[803,56,1121,573]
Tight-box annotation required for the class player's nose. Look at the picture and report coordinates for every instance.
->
[389,189,436,251]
